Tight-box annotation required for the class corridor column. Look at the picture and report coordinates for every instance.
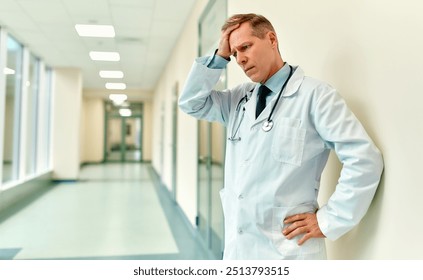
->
[52,68,82,180]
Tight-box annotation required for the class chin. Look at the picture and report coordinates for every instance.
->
[247,74,260,83]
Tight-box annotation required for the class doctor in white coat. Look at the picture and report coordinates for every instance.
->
[179,13,384,260]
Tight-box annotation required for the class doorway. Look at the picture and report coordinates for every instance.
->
[104,102,143,162]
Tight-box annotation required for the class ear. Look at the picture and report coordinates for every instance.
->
[268,31,278,48]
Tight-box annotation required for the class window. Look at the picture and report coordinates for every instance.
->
[24,53,40,176]
[1,31,53,187]
[36,66,53,172]
[2,35,23,184]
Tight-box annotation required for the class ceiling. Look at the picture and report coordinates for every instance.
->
[0,0,197,92]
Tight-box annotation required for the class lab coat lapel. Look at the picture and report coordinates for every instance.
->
[283,66,303,97]
[244,86,258,124]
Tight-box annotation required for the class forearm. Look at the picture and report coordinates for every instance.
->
[314,90,384,240]
[179,57,229,124]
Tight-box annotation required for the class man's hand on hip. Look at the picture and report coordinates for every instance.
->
[282,212,326,245]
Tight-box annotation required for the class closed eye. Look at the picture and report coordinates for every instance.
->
[233,44,252,58]
[240,44,250,51]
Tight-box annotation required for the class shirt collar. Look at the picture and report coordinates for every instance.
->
[260,62,290,95]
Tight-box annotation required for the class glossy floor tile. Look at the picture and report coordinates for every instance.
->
[0,163,212,260]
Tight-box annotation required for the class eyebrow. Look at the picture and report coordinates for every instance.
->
[230,41,253,54]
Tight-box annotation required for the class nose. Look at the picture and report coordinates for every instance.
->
[236,52,247,66]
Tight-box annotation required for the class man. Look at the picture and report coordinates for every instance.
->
[179,13,383,259]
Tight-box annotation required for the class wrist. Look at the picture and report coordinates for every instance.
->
[215,49,231,61]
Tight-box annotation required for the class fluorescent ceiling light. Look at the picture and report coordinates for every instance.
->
[106,82,126,90]
[109,93,127,103]
[89,51,120,61]
[109,93,127,101]
[75,24,115,38]
[119,108,132,117]
[99,70,124,78]
[3,67,15,75]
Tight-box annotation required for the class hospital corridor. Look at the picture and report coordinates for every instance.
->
[0,163,211,260]
[1,0,423,262]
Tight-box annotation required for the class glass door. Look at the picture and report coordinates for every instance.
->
[104,102,143,162]
[171,83,178,201]
[197,0,227,259]
[197,120,211,243]
[197,120,225,257]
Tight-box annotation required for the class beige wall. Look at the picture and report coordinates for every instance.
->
[152,0,209,226]
[226,0,423,259]
[80,89,153,163]
[152,0,423,259]
[80,97,104,163]
[52,68,82,180]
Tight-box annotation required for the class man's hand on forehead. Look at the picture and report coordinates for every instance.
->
[217,23,240,59]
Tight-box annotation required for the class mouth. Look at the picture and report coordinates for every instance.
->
[244,66,254,74]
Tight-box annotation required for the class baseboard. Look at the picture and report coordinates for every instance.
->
[147,165,217,260]
[0,172,54,217]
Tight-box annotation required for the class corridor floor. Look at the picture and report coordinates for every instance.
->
[0,163,212,260]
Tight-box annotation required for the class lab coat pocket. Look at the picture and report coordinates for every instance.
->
[271,118,306,166]
[271,203,320,257]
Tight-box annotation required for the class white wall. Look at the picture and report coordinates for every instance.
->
[152,0,209,226]
[226,0,423,259]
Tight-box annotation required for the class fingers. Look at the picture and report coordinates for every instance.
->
[283,213,307,224]
[282,213,325,245]
[224,23,240,34]
[297,233,313,246]
[282,214,308,237]
[217,23,240,59]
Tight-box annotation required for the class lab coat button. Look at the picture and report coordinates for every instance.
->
[238,228,243,234]
[238,194,244,200]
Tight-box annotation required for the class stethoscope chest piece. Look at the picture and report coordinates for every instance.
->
[262,120,273,132]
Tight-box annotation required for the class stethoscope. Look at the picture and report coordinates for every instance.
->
[228,65,293,142]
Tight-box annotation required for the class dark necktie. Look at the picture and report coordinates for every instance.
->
[256,85,271,118]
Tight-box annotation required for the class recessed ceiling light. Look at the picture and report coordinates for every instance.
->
[119,108,132,117]
[99,70,124,78]
[109,93,127,105]
[75,24,115,38]
[89,51,120,61]
[109,93,127,101]
[106,83,126,90]
[3,67,15,75]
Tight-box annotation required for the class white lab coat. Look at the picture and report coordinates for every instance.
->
[179,58,384,260]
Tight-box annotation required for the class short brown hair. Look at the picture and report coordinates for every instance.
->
[221,13,275,39]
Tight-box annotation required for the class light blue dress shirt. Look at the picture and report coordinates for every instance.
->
[207,54,291,107]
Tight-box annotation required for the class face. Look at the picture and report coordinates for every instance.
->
[229,22,280,84]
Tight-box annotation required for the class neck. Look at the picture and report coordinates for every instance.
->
[263,57,284,84]
[275,57,285,72]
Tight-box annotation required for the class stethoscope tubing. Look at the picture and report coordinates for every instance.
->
[229,64,294,141]
[265,65,293,124]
